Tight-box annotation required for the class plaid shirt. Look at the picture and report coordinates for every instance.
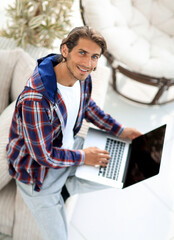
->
[6,54,123,191]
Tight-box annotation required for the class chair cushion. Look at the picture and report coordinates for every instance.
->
[0,101,16,191]
[81,0,174,78]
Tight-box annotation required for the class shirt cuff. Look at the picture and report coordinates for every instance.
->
[77,150,85,165]
[116,126,125,137]
[111,123,125,137]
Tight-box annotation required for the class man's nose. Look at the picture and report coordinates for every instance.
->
[82,56,92,68]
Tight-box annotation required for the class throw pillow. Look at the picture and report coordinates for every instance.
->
[10,48,36,102]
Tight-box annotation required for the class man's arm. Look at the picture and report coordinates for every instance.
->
[85,99,141,139]
[85,99,124,136]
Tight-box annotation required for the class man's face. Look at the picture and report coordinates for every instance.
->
[62,38,102,81]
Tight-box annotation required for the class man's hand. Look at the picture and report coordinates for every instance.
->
[83,147,110,167]
[119,127,142,140]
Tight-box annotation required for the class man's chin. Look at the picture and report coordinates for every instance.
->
[78,72,91,81]
[78,76,89,81]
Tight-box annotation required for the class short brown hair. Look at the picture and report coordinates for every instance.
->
[60,26,107,56]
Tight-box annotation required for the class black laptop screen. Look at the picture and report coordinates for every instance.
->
[123,124,166,188]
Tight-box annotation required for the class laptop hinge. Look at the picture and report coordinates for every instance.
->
[122,144,132,187]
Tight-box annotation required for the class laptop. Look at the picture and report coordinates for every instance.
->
[75,124,166,189]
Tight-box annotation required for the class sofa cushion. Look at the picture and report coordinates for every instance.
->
[10,48,36,102]
[0,180,16,236]
[0,101,16,191]
[13,189,42,240]
[0,50,16,114]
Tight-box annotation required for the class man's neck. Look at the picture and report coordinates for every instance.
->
[54,62,77,87]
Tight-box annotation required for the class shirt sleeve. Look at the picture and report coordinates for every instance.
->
[21,100,85,168]
[85,98,124,136]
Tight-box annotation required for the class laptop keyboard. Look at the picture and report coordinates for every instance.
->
[98,138,126,181]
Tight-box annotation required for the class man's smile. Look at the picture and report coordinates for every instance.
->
[77,65,91,73]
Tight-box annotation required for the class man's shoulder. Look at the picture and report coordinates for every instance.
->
[17,87,43,105]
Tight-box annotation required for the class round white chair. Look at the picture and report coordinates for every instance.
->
[80,0,174,105]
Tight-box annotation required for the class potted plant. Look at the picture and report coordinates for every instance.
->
[1,0,74,48]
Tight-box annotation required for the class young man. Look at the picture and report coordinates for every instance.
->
[7,26,141,240]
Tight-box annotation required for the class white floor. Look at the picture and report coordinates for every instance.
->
[67,82,174,240]
[1,1,174,240]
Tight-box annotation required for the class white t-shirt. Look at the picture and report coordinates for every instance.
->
[57,81,80,150]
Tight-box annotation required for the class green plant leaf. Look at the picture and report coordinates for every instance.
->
[0,0,74,48]
[29,15,44,29]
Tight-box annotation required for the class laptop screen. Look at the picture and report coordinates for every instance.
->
[123,124,166,188]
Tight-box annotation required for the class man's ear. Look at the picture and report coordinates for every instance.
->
[61,44,69,58]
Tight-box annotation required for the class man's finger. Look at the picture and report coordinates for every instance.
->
[98,161,108,167]
[98,158,109,166]
[99,153,110,159]
[97,149,110,154]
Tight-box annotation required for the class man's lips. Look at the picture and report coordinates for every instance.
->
[77,65,91,73]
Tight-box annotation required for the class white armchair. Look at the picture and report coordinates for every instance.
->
[80,0,174,105]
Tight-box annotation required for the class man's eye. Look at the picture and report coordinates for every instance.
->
[92,55,99,60]
[79,51,85,55]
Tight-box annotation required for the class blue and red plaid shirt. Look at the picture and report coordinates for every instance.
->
[6,54,124,191]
